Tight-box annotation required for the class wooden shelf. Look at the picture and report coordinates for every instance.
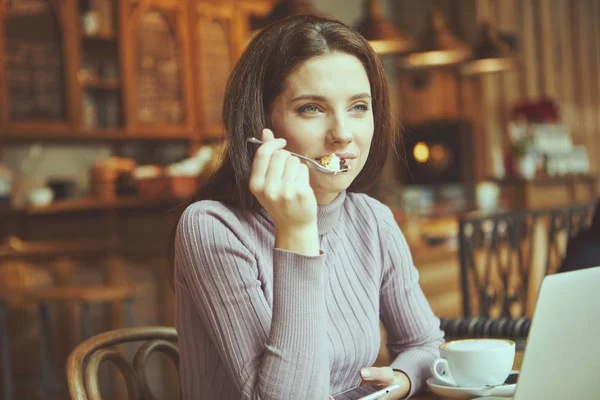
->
[1,196,188,217]
[3,129,196,142]
[82,33,118,43]
[80,128,125,137]
[82,79,121,91]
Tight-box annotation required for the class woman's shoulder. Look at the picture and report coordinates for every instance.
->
[345,192,395,223]
[344,193,403,242]
[178,200,250,234]
[181,199,235,219]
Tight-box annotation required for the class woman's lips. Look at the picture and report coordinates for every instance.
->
[335,153,357,160]
[315,153,358,160]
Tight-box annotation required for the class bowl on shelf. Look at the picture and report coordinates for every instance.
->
[135,174,200,199]
[27,187,54,207]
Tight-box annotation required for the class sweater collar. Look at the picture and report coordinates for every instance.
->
[316,191,346,235]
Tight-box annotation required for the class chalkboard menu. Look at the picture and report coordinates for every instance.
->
[200,20,232,129]
[135,11,185,125]
[4,0,67,120]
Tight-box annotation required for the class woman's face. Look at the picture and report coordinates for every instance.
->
[270,52,375,205]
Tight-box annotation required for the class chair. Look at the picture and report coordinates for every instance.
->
[67,326,179,400]
[440,316,531,351]
[0,237,137,400]
[544,201,598,274]
[458,202,596,318]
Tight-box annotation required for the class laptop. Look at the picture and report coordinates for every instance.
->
[478,266,600,400]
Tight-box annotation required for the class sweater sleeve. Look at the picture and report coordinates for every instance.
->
[174,203,330,400]
[378,209,445,397]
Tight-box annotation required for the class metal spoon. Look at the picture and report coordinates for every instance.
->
[246,137,351,174]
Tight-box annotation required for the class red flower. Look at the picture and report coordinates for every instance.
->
[512,98,560,123]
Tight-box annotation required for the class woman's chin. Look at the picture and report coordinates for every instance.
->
[311,173,355,194]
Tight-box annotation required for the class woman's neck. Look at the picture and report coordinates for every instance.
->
[315,191,341,206]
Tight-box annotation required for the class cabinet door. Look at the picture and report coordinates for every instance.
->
[122,0,194,137]
[190,0,273,140]
[0,0,78,135]
[76,0,124,133]
[192,1,236,139]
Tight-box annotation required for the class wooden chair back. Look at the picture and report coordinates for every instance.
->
[66,326,179,400]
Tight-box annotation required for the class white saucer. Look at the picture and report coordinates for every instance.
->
[426,378,517,399]
[472,397,513,400]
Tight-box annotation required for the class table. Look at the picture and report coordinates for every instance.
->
[415,352,524,399]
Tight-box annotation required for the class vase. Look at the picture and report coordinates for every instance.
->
[515,155,537,180]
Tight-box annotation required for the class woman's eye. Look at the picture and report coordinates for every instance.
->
[298,104,321,114]
[352,103,369,112]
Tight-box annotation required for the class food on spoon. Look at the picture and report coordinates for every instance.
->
[317,153,349,172]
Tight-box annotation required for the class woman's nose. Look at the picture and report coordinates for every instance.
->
[328,115,353,144]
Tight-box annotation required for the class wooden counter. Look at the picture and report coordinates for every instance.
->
[0,196,186,243]
[494,174,597,210]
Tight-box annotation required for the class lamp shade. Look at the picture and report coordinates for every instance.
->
[399,7,470,70]
[461,22,518,75]
[354,0,414,55]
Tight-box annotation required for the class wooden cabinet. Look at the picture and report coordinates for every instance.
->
[75,0,124,134]
[0,0,275,143]
[121,0,195,138]
[0,0,79,136]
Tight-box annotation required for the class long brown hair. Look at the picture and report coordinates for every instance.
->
[169,15,396,277]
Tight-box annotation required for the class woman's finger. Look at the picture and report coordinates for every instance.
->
[295,163,311,192]
[261,128,275,142]
[249,135,286,192]
[263,150,290,198]
[280,156,301,195]
[360,367,395,385]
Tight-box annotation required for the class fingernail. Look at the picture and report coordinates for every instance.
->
[361,369,371,379]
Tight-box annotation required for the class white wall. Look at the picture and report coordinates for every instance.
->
[314,0,396,27]
[313,0,363,25]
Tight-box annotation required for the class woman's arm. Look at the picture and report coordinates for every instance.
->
[378,210,445,398]
[175,204,330,399]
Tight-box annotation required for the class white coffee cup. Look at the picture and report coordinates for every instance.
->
[430,339,515,388]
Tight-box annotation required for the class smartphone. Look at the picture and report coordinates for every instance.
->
[504,372,519,385]
[333,384,401,400]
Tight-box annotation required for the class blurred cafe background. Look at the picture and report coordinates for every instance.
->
[0,0,599,399]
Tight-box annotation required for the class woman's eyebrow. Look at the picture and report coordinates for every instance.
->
[290,94,327,102]
[290,93,371,102]
[349,93,371,101]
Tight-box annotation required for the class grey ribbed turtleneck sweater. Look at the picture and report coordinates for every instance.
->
[174,191,444,399]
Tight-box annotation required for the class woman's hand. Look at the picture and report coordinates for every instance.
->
[360,367,411,399]
[249,129,319,255]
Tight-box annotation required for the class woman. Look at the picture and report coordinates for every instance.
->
[173,15,444,399]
